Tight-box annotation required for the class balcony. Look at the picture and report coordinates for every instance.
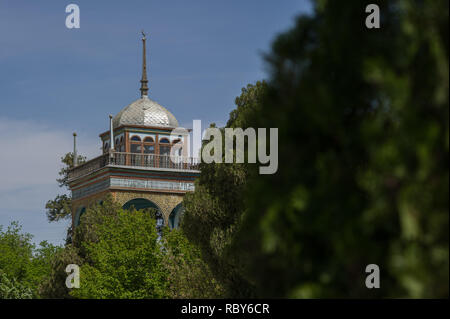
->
[68,152,200,181]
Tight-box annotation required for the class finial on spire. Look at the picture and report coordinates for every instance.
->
[140,30,149,97]
[73,132,78,167]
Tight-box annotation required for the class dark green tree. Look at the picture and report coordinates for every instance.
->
[160,228,224,298]
[182,81,267,297]
[0,222,61,298]
[239,0,448,298]
[45,152,86,223]
[183,0,448,298]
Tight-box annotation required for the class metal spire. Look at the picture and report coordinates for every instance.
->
[73,132,78,167]
[140,30,149,97]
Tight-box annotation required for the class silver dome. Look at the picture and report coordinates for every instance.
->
[113,96,179,129]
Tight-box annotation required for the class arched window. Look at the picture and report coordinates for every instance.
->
[130,135,142,153]
[142,137,155,166]
[143,137,155,154]
[104,142,109,153]
[114,137,121,152]
[169,204,184,229]
[159,137,170,156]
[119,137,124,152]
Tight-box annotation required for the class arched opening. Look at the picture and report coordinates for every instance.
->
[74,207,86,227]
[103,141,109,153]
[123,198,159,210]
[159,137,170,155]
[143,137,155,166]
[144,136,155,143]
[122,198,164,234]
[159,137,171,167]
[168,203,184,229]
[130,135,142,154]
[119,136,124,152]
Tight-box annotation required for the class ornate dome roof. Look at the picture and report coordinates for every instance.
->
[112,32,178,129]
[113,95,179,129]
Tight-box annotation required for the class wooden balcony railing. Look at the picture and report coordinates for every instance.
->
[68,152,200,181]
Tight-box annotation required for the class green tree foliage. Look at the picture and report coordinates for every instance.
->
[161,228,225,298]
[182,81,267,297]
[71,205,168,298]
[45,194,72,223]
[40,197,219,298]
[0,271,33,299]
[0,222,61,298]
[38,245,82,298]
[45,152,86,223]
[183,0,448,298]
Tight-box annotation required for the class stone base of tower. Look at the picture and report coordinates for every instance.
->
[112,190,184,223]
[71,189,185,229]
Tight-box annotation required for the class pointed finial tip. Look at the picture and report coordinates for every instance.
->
[73,132,77,137]
[139,30,149,97]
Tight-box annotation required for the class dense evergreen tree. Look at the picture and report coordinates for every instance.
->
[182,81,267,297]
[182,0,448,298]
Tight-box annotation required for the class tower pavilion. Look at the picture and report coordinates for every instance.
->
[67,32,199,230]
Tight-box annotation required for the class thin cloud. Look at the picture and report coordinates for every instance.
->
[0,117,99,244]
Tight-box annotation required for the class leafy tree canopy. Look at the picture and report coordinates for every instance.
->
[45,152,86,223]
[182,0,448,298]
[0,222,61,298]
[40,197,220,298]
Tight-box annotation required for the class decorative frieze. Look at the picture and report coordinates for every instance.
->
[72,178,110,200]
[110,177,194,192]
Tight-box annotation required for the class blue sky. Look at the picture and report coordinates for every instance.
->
[0,0,312,245]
